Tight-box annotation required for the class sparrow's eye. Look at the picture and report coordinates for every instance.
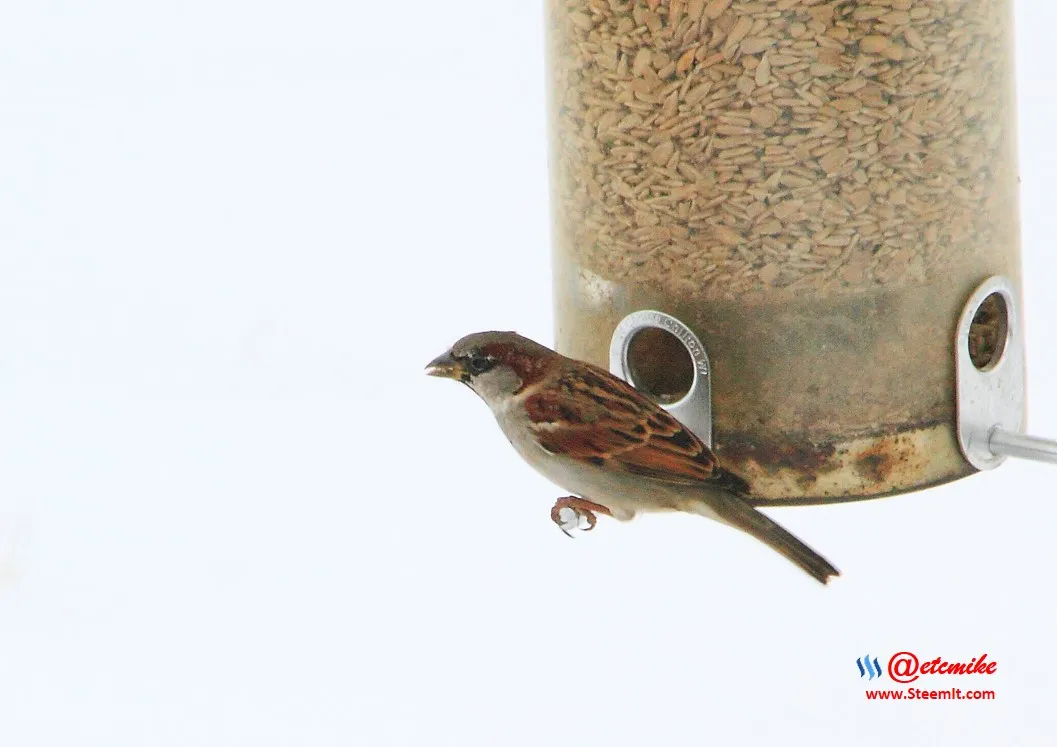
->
[468,354,495,375]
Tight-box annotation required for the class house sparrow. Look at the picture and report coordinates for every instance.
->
[426,331,839,585]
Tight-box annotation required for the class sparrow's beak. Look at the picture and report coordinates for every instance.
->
[425,350,463,380]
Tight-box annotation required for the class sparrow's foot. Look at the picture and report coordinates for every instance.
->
[550,496,612,537]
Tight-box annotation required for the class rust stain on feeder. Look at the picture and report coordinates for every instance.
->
[711,420,971,505]
[854,443,896,484]
[718,436,840,493]
[719,436,837,476]
[852,430,926,487]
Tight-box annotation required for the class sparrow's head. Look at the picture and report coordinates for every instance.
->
[426,331,555,404]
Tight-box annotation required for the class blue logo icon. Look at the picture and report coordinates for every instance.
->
[857,656,882,680]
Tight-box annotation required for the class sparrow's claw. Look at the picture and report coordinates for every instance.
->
[550,496,611,537]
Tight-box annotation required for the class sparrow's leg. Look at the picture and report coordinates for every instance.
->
[550,496,612,537]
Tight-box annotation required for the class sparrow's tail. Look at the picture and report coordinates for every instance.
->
[691,492,840,585]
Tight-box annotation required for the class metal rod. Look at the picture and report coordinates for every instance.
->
[988,428,1057,464]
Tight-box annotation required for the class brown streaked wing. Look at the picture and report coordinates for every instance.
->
[522,364,717,483]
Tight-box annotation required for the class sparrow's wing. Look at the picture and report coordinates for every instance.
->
[522,363,720,485]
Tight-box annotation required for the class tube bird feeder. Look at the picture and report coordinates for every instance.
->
[547,0,1028,502]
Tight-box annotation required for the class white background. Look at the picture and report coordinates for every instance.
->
[2,1,1055,745]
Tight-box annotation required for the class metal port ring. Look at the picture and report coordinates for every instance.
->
[955,275,1025,470]
[609,310,713,447]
